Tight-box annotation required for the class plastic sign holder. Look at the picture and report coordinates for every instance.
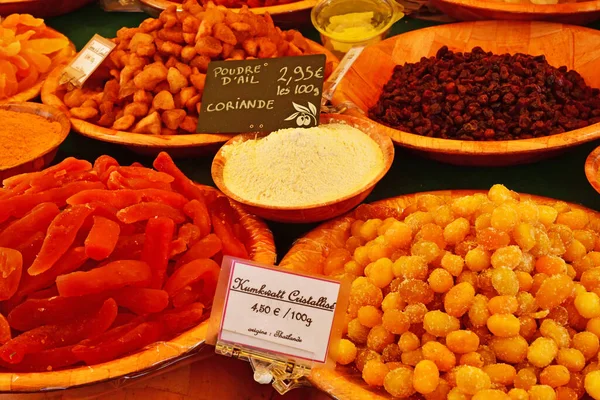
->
[207,257,349,394]
[320,46,366,115]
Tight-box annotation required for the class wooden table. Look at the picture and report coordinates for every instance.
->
[12,348,332,400]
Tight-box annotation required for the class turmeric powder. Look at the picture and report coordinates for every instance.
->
[0,109,63,169]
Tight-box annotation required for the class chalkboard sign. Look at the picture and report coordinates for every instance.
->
[197,54,326,134]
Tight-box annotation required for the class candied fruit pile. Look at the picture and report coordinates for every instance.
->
[329,185,600,399]
[0,152,257,372]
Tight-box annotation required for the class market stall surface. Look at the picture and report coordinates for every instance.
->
[12,3,600,399]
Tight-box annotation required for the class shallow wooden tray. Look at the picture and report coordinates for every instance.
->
[212,114,395,223]
[431,0,600,25]
[0,185,276,392]
[0,102,71,181]
[0,28,75,106]
[0,0,95,18]
[332,21,600,167]
[139,0,317,26]
[41,40,338,158]
[279,189,596,398]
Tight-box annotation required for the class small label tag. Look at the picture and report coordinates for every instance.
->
[207,257,348,366]
[60,34,116,87]
[322,46,364,103]
[197,55,326,134]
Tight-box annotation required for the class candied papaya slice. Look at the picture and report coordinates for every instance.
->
[211,211,248,259]
[16,246,88,299]
[177,223,201,247]
[3,158,92,190]
[78,318,143,347]
[163,258,219,298]
[0,202,60,248]
[67,189,142,209]
[84,216,120,261]
[56,260,152,297]
[93,155,119,182]
[0,345,79,372]
[72,321,162,365]
[153,152,209,203]
[183,199,211,238]
[16,231,45,270]
[117,202,186,224]
[154,302,205,335]
[139,189,188,208]
[175,233,222,267]
[171,281,203,308]
[117,166,174,183]
[28,205,95,276]
[111,287,169,315]
[106,171,172,191]
[0,247,23,301]
[141,217,175,288]
[0,298,117,364]
[7,293,107,331]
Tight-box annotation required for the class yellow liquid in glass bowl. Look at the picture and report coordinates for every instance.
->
[312,0,404,56]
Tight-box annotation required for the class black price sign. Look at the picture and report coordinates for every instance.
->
[197,54,326,134]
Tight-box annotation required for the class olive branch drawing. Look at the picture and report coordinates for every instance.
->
[284,102,318,126]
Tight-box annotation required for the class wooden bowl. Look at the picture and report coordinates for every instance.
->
[211,114,395,223]
[41,40,338,158]
[0,28,76,106]
[0,102,71,182]
[0,0,95,18]
[333,20,600,167]
[139,0,318,26]
[279,189,597,398]
[0,185,276,392]
[431,0,600,25]
[585,145,600,196]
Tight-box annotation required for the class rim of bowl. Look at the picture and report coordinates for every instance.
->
[212,115,394,211]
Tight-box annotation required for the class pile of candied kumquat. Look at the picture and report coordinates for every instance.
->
[329,185,600,399]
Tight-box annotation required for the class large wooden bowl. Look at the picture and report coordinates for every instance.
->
[41,41,338,158]
[431,0,600,25]
[0,102,70,181]
[0,0,95,18]
[212,114,395,223]
[139,0,318,26]
[0,28,75,105]
[333,21,600,166]
[0,186,276,392]
[585,145,600,196]
[279,189,597,398]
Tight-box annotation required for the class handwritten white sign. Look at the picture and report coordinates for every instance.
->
[60,34,115,87]
[217,259,342,363]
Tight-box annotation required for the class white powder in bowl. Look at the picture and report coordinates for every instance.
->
[221,123,385,207]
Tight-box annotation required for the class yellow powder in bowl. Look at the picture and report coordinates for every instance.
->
[0,109,63,169]
[221,123,385,208]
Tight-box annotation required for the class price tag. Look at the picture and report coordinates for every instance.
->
[59,34,116,87]
[197,55,326,134]
[207,257,349,367]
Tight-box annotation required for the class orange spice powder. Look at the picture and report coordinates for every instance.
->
[0,110,62,169]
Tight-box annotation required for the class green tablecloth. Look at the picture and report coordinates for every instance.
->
[43,4,600,259]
